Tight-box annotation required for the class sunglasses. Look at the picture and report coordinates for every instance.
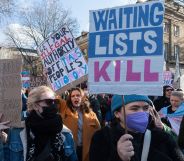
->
[166,88,174,92]
[36,99,60,106]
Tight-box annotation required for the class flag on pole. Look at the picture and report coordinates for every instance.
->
[174,52,181,82]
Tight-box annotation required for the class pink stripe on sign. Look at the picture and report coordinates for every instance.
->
[115,60,121,81]
[126,60,141,81]
[94,61,111,82]
[144,59,158,81]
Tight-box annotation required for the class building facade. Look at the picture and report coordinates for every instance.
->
[164,0,184,75]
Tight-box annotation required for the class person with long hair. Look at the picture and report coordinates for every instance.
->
[58,87,100,161]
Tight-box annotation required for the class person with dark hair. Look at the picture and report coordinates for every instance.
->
[97,94,110,126]
[154,85,174,111]
[89,95,184,161]
[58,87,100,161]
[88,94,102,124]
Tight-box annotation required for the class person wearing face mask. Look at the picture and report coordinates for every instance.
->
[89,94,184,161]
[58,87,101,161]
[20,86,78,161]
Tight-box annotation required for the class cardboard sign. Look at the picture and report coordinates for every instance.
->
[0,59,22,127]
[88,1,164,96]
[37,25,88,92]
[163,71,173,86]
[30,76,47,89]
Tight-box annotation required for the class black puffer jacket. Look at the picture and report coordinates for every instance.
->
[89,123,184,161]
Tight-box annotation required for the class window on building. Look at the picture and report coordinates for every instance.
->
[164,43,169,61]
[174,25,180,36]
[173,45,180,59]
[164,22,169,33]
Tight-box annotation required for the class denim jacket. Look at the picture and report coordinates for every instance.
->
[2,128,24,161]
[62,125,78,161]
[20,124,78,161]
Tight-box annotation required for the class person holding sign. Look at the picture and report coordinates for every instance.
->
[21,86,77,161]
[89,95,184,161]
[0,113,10,143]
[58,87,100,161]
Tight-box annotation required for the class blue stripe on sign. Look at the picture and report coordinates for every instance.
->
[88,27,163,58]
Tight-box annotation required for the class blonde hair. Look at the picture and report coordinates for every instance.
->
[171,91,184,100]
[27,86,55,111]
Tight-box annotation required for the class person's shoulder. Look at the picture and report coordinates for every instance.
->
[92,126,111,140]
[90,126,113,150]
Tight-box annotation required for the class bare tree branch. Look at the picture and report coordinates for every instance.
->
[5,0,79,76]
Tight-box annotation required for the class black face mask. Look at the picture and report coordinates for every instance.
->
[41,103,58,118]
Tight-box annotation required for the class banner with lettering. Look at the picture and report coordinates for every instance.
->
[163,71,173,86]
[88,1,164,95]
[30,76,47,89]
[37,25,88,92]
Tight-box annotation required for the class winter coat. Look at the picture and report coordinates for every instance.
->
[59,99,101,161]
[178,116,184,150]
[20,125,78,161]
[153,96,171,112]
[89,123,184,161]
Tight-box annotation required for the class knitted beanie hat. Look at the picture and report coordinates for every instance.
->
[111,94,152,113]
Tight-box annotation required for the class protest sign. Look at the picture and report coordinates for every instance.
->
[0,59,22,127]
[163,71,173,86]
[37,25,88,93]
[30,76,47,89]
[88,1,164,96]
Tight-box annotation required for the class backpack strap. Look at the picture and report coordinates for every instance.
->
[141,129,151,161]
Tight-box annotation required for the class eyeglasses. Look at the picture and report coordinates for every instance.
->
[36,99,60,106]
[166,88,174,92]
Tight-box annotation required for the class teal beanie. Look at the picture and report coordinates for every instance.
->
[111,95,152,114]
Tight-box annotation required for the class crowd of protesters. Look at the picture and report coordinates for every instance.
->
[0,84,184,161]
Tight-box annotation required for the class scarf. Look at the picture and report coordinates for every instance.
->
[26,110,65,161]
[159,103,184,135]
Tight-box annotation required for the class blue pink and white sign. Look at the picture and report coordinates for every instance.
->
[88,1,164,96]
[37,25,88,92]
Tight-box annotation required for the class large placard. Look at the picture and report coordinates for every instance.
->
[0,59,22,127]
[37,25,88,92]
[88,1,164,96]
